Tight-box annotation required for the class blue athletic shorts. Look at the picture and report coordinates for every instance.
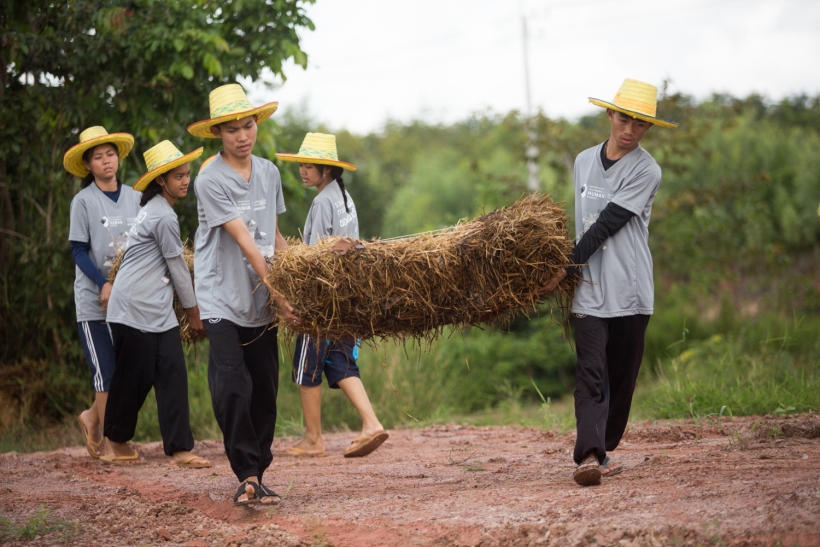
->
[77,320,116,392]
[292,335,360,389]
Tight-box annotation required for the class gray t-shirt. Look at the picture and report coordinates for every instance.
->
[303,180,359,246]
[194,152,286,327]
[106,195,184,332]
[68,183,141,322]
[571,143,662,317]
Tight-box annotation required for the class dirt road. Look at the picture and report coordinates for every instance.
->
[1,413,818,547]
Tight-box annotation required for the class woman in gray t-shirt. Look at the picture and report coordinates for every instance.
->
[101,141,210,468]
[64,127,139,459]
[276,133,389,458]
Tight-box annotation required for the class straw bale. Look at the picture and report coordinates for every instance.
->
[107,245,205,344]
[266,194,575,342]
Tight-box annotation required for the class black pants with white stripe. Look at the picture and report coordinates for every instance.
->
[572,314,650,465]
[204,319,279,484]
[104,323,195,456]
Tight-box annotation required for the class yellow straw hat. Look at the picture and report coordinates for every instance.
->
[187,83,278,139]
[133,141,204,192]
[589,79,678,129]
[63,126,135,178]
[275,133,358,171]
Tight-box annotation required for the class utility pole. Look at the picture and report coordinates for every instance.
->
[522,15,540,193]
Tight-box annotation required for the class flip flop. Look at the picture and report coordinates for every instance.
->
[601,456,623,477]
[173,455,212,468]
[343,430,389,458]
[100,450,145,466]
[573,457,602,486]
[283,446,328,458]
[77,415,103,459]
[257,483,281,505]
[233,480,261,506]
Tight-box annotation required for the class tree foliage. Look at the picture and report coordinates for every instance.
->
[0,0,314,421]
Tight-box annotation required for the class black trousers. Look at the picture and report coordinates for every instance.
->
[204,319,279,483]
[104,323,194,456]
[573,314,650,465]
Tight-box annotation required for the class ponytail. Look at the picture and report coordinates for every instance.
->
[81,173,95,189]
[139,177,163,206]
[329,165,349,213]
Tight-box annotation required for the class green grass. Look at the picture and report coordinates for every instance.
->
[0,507,79,541]
[130,331,577,443]
[634,315,820,420]
[1,311,817,453]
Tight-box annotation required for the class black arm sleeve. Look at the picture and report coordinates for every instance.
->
[567,202,636,277]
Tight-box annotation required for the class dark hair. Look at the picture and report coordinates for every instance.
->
[139,177,163,206]
[80,143,119,188]
[322,165,349,213]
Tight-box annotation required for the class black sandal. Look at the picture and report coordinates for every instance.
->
[257,483,282,505]
[233,480,261,506]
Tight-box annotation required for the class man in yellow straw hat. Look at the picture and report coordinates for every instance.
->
[188,83,299,505]
[545,78,678,486]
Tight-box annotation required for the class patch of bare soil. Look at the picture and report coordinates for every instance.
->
[1,413,818,547]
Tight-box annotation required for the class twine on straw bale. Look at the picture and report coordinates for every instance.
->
[266,194,576,343]
[107,245,206,344]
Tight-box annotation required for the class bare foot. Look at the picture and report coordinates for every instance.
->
[360,422,385,439]
[234,478,278,505]
[104,439,137,458]
[290,436,325,455]
[78,410,102,456]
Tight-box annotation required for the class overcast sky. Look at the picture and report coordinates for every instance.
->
[244,0,820,134]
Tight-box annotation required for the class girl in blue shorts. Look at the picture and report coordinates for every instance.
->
[64,127,140,458]
[276,133,388,458]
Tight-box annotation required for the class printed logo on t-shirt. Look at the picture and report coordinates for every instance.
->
[582,211,601,233]
[101,216,130,268]
[335,200,358,229]
[236,199,251,212]
[581,185,606,200]
[101,215,125,228]
[246,219,273,259]
[103,232,129,268]
[253,199,267,211]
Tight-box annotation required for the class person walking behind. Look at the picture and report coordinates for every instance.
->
[188,84,300,506]
[64,127,140,459]
[544,79,678,486]
[102,141,211,469]
[276,133,388,458]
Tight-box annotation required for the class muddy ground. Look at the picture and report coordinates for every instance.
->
[1,413,818,547]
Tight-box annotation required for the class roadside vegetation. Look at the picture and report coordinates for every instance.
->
[1,5,819,452]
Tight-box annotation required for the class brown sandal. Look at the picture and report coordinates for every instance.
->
[77,415,103,459]
[344,430,389,458]
[573,457,602,486]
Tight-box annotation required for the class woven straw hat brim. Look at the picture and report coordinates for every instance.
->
[589,98,678,128]
[63,133,135,178]
[275,153,358,171]
[187,102,279,139]
[133,147,204,192]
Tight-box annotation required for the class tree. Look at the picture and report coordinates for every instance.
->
[0,0,314,423]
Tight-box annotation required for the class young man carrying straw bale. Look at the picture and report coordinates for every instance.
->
[188,84,301,506]
[546,79,678,486]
